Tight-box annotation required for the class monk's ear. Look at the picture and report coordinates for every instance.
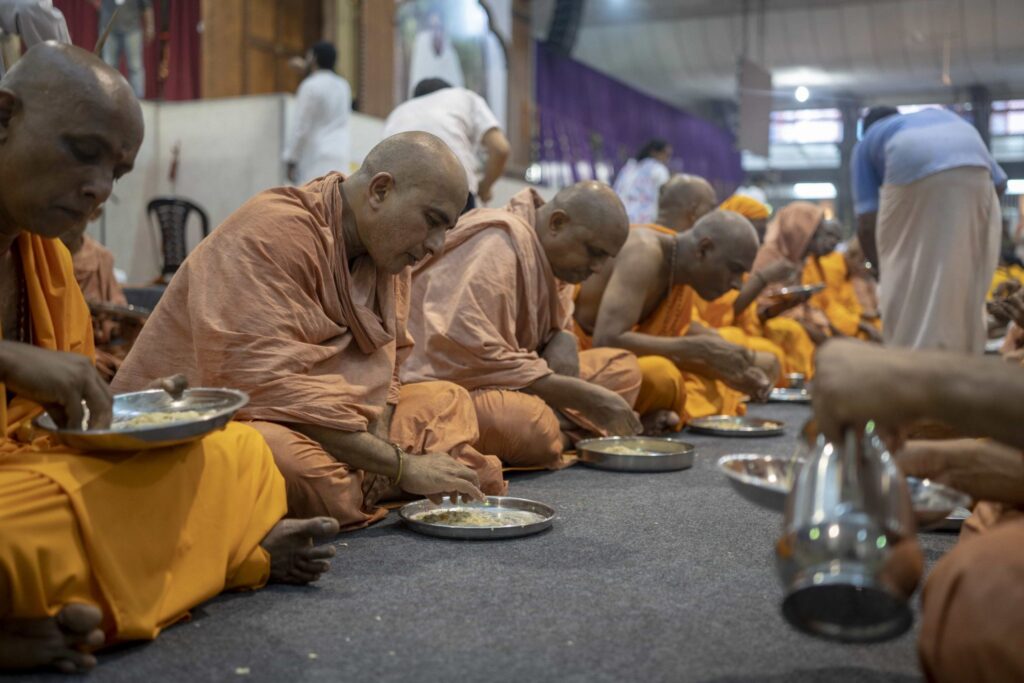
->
[367,172,396,208]
[548,208,570,234]
[0,89,19,144]
[697,236,715,260]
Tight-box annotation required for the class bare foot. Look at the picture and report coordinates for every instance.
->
[642,410,680,435]
[0,603,105,673]
[261,517,340,585]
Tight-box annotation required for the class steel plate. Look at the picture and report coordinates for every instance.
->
[688,415,785,437]
[34,388,248,452]
[576,436,695,472]
[399,496,555,540]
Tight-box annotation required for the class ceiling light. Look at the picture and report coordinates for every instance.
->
[794,86,810,103]
[793,183,836,199]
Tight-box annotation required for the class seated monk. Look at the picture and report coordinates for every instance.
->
[814,340,1024,683]
[574,210,772,425]
[59,216,135,381]
[115,132,508,530]
[402,182,645,469]
[844,237,882,325]
[696,194,792,384]
[740,201,842,376]
[0,44,339,674]
[808,238,883,343]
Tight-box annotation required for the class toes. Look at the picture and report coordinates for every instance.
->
[56,603,103,635]
[306,517,340,539]
[300,544,336,561]
[296,558,331,575]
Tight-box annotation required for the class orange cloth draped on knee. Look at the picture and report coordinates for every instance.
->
[402,189,641,463]
[249,381,506,529]
[113,174,505,515]
[919,502,1024,683]
[1,235,285,642]
[692,289,787,377]
[471,348,641,469]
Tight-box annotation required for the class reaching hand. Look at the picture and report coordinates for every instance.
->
[400,452,486,504]
[989,290,1024,329]
[477,185,493,204]
[285,162,298,185]
[0,343,112,429]
[758,259,801,286]
[897,439,1024,506]
[574,383,642,437]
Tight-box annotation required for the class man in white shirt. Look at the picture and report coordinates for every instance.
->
[283,41,351,185]
[384,78,510,212]
[0,0,69,76]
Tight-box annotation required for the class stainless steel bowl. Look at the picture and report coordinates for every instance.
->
[576,436,695,472]
[718,454,972,530]
[34,388,249,452]
[769,387,811,404]
[717,454,797,511]
[399,496,555,540]
[687,415,785,437]
[784,372,807,390]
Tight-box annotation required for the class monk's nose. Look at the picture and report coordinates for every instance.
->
[424,229,445,256]
[82,168,114,205]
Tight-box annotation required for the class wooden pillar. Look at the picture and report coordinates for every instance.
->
[201,0,245,98]
[507,0,532,172]
[358,0,395,117]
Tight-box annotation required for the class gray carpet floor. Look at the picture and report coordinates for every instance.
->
[23,402,957,682]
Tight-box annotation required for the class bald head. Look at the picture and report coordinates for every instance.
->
[344,132,469,274]
[537,181,629,283]
[657,174,717,232]
[358,131,468,202]
[0,42,143,240]
[680,210,760,301]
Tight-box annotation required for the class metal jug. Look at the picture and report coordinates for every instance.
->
[775,424,923,642]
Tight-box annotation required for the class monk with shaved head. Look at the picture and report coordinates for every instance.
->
[0,43,340,674]
[116,131,507,529]
[402,182,644,468]
[575,210,773,426]
[656,173,717,232]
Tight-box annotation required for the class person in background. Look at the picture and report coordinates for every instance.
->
[852,106,1006,353]
[407,5,464,98]
[283,41,351,185]
[91,0,153,99]
[0,0,69,76]
[384,77,509,213]
[613,139,672,225]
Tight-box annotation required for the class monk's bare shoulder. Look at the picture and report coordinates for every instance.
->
[613,230,666,286]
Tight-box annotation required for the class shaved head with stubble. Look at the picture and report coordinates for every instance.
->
[657,173,717,233]
[341,131,468,274]
[676,209,760,301]
[534,180,630,283]
[0,42,142,241]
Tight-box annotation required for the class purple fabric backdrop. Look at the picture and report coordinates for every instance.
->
[534,42,743,198]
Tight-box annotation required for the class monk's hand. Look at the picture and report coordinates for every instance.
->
[897,439,1024,507]
[400,452,486,504]
[0,342,112,429]
[576,384,642,437]
[811,339,923,446]
[147,374,188,399]
[759,259,801,285]
[858,320,884,344]
[993,290,1024,328]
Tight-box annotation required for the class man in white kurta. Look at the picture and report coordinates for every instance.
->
[852,107,1006,353]
[0,0,69,76]
[283,41,351,185]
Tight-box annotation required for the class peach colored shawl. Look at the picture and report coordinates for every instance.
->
[114,173,411,432]
[402,189,574,391]
[72,235,127,307]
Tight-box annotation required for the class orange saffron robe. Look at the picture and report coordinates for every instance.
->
[1,235,286,644]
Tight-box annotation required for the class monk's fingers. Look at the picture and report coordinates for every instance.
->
[451,479,486,503]
[61,393,87,431]
[427,494,445,505]
[82,372,113,430]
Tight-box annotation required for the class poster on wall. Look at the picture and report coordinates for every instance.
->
[394,0,508,128]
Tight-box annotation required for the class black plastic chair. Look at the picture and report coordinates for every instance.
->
[146,197,210,281]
